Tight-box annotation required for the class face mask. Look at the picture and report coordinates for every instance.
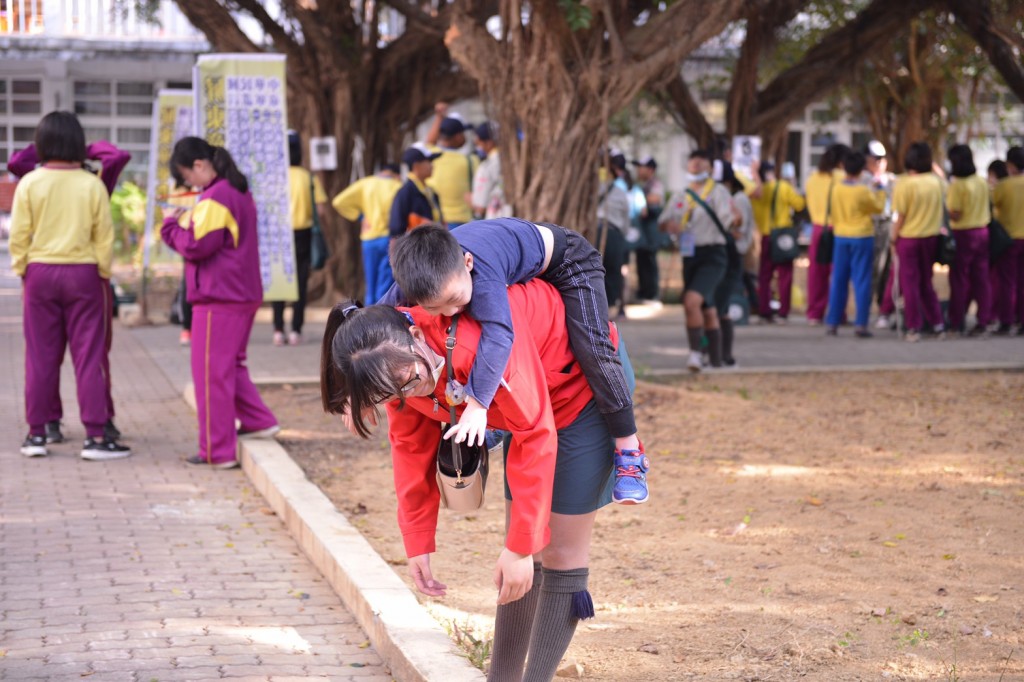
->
[687,172,709,184]
[412,337,445,389]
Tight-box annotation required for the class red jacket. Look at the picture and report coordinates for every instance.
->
[386,279,618,558]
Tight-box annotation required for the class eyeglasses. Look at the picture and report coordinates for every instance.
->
[373,346,430,405]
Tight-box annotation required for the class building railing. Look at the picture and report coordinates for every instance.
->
[0,0,204,41]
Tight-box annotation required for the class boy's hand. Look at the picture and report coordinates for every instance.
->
[444,397,487,447]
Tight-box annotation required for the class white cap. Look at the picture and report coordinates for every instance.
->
[866,140,887,158]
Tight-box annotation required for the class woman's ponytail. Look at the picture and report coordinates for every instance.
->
[211,146,249,194]
[320,300,362,415]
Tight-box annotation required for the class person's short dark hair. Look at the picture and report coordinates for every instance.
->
[35,111,86,164]
[1007,146,1024,172]
[757,160,776,182]
[843,151,867,177]
[440,114,470,138]
[988,159,1009,180]
[904,142,933,174]
[819,143,850,173]
[474,121,495,142]
[720,161,743,194]
[288,130,302,166]
[947,144,976,178]
[631,156,657,170]
[609,151,627,170]
[380,162,400,175]
[689,148,712,161]
[389,224,466,303]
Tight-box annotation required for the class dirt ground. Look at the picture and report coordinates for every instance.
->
[263,369,1023,681]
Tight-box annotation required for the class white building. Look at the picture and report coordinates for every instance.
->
[0,0,207,182]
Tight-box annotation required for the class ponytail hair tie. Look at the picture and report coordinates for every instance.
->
[341,304,360,319]
[401,311,415,325]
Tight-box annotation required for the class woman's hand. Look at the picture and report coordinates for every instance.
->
[409,554,447,597]
[493,549,535,605]
[444,397,488,447]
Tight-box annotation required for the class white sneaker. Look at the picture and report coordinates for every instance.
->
[272,331,285,346]
[687,351,703,373]
[238,425,281,440]
[874,316,890,329]
[288,331,302,346]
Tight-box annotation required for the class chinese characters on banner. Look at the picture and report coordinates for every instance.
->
[143,89,194,270]
[195,54,297,302]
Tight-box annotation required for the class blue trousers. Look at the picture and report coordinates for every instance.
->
[362,236,394,305]
[826,235,875,328]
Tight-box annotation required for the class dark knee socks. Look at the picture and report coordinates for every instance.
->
[705,327,723,367]
[522,567,592,682]
[686,326,704,353]
[720,318,735,364]
[488,563,542,682]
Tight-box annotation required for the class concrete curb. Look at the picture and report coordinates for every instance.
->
[183,382,485,682]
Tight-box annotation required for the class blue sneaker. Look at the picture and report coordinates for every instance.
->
[485,429,507,454]
[613,446,650,505]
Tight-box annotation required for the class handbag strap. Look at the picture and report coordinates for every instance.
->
[824,178,834,229]
[685,187,730,243]
[444,315,464,477]
[308,170,321,231]
[769,180,780,230]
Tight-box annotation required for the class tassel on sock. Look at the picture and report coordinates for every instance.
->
[571,589,595,619]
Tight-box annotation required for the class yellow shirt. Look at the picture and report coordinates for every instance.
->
[751,179,806,235]
[426,149,478,224]
[804,170,844,226]
[892,173,944,238]
[332,174,402,241]
[287,166,327,231]
[831,182,886,238]
[993,175,1024,238]
[946,174,991,230]
[9,167,114,278]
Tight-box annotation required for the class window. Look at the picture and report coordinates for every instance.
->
[83,127,112,140]
[117,101,152,116]
[117,128,151,144]
[117,82,153,97]
[76,100,111,115]
[13,126,36,142]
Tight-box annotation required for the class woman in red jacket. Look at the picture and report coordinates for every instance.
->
[320,279,634,682]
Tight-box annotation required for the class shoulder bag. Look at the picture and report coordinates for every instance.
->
[988,200,1013,261]
[685,185,741,271]
[435,315,490,511]
[768,182,800,264]
[815,179,835,266]
[309,171,329,270]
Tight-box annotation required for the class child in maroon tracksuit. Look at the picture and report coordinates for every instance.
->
[160,137,278,468]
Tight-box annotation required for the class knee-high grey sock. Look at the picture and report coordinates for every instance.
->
[522,567,592,682]
[720,318,735,364]
[686,326,704,353]
[705,327,723,367]
[488,563,542,682]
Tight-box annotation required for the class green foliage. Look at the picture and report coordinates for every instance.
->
[111,182,147,235]
[558,0,593,32]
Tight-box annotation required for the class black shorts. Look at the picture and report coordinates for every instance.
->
[683,244,728,307]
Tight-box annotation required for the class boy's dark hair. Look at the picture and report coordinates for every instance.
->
[389,224,466,303]
[689,148,712,161]
[904,142,933,174]
[819,143,850,173]
[843,151,867,177]
[988,159,1009,180]
[288,131,302,166]
[320,301,419,438]
[1007,146,1024,172]
[170,136,249,193]
[947,144,976,178]
[35,111,86,164]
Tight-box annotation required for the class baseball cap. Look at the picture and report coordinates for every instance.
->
[439,113,472,137]
[631,156,657,169]
[402,142,442,166]
[865,140,887,158]
[380,162,400,175]
[474,121,496,142]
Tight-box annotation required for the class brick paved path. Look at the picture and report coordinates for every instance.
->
[0,251,391,681]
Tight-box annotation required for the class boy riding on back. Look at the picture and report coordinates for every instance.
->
[384,218,650,504]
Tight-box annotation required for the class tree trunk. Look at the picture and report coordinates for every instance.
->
[446,0,745,236]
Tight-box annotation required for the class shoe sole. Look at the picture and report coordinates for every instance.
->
[21,447,48,457]
[81,451,132,461]
[612,495,649,505]
[238,425,281,440]
[186,457,239,469]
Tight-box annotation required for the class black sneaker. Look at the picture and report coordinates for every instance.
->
[45,420,65,444]
[104,419,122,441]
[21,434,48,458]
[81,437,132,461]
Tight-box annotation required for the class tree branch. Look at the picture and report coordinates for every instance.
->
[171,0,259,52]
[948,0,1024,103]
[655,74,716,149]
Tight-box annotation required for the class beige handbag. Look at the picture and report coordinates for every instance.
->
[435,315,490,511]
